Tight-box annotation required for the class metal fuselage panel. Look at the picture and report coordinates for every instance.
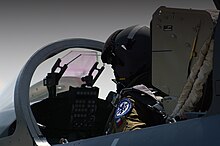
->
[54,115,220,146]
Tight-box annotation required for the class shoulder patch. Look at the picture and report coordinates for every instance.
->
[115,98,133,118]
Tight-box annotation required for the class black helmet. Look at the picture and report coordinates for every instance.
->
[102,25,152,89]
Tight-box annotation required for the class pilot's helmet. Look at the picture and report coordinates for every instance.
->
[101,25,152,89]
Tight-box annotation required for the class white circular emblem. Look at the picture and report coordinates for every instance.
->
[115,98,132,118]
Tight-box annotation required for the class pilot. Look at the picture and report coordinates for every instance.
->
[102,25,167,133]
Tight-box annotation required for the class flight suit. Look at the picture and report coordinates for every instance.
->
[106,84,166,133]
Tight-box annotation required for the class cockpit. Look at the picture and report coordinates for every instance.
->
[0,5,220,146]
[29,49,114,144]
[16,8,216,143]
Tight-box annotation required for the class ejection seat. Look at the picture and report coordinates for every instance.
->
[151,6,219,119]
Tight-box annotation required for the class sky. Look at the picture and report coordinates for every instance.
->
[0,0,216,93]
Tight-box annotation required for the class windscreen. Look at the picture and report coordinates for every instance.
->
[30,48,115,102]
